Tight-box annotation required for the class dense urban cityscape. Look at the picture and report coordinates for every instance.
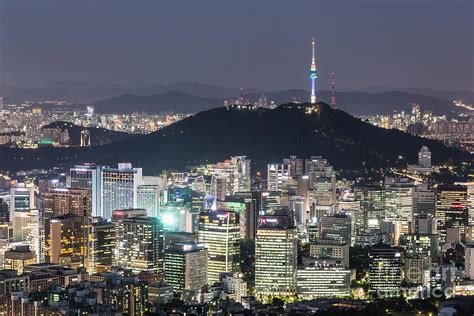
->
[0,1,473,315]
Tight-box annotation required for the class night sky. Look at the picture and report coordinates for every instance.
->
[0,0,472,91]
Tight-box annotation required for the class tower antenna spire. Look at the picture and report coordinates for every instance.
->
[309,38,317,104]
[330,72,336,109]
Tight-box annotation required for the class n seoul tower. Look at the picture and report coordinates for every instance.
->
[309,38,317,104]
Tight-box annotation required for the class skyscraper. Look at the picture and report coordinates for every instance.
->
[164,242,208,296]
[116,216,165,274]
[42,187,91,218]
[89,219,115,274]
[198,210,240,285]
[368,246,402,298]
[255,208,297,298]
[47,213,90,269]
[309,38,317,104]
[92,163,143,219]
[435,185,468,243]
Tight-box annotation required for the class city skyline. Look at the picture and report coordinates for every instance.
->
[0,1,473,91]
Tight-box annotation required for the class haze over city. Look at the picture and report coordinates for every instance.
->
[0,0,473,91]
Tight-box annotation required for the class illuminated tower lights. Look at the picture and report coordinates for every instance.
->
[309,38,317,104]
[330,72,337,109]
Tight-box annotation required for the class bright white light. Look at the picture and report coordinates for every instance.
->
[161,213,176,225]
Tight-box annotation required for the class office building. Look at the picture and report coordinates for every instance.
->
[116,216,164,274]
[137,184,161,218]
[309,240,350,268]
[198,210,240,284]
[164,242,207,295]
[3,245,36,274]
[42,187,91,218]
[297,257,350,299]
[47,214,90,269]
[436,185,468,242]
[255,209,297,298]
[92,163,143,219]
[89,219,115,274]
[368,247,402,298]
[319,214,351,244]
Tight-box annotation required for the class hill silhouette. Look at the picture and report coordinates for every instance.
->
[0,103,469,179]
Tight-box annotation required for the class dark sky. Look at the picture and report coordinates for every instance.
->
[0,0,473,91]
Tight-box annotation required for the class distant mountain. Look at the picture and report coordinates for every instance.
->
[0,103,469,179]
[1,81,464,116]
[133,81,262,98]
[92,92,224,114]
[356,86,474,102]
[43,121,136,146]
[91,89,459,116]
[0,81,261,103]
[248,90,459,116]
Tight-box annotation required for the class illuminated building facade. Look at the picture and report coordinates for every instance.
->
[255,209,297,298]
[47,214,90,269]
[368,247,402,298]
[297,258,350,299]
[92,163,143,219]
[164,242,207,295]
[89,219,115,274]
[435,185,468,243]
[116,216,164,274]
[198,210,240,284]
[42,187,91,217]
[3,245,36,274]
[137,184,160,218]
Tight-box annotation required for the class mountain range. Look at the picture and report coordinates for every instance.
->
[0,103,469,179]
[92,89,460,116]
[1,81,472,116]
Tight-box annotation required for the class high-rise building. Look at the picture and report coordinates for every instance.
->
[69,163,97,190]
[418,146,431,168]
[47,214,90,269]
[400,233,438,264]
[80,129,91,147]
[368,247,402,298]
[11,208,44,262]
[465,243,474,280]
[413,187,435,217]
[305,156,336,209]
[208,156,251,200]
[89,219,115,274]
[10,186,36,213]
[384,180,415,234]
[355,185,385,229]
[198,210,240,285]
[42,187,91,218]
[164,242,207,295]
[255,209,297,298]
[297,257,350,299]
[137,184,160,218]
[92,163,143,219]
[0,191,10,223]
[309,240,350,268]
[283,155,304,176]
[319,214,352,245]
[267,163,291,192]
[436,185,468,243]
[259,191,281,215]
[116,216,164,274]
